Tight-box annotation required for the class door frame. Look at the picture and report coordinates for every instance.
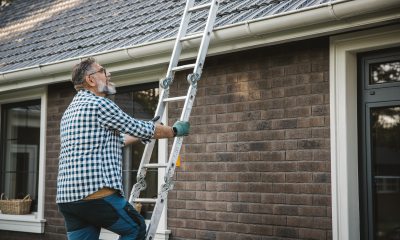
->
[329,24,400,240]
[358,48,400,240]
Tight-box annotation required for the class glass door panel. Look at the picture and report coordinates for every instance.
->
[370,105,400,239]
[359,47,400,240]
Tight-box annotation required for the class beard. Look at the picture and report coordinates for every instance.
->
[97,81,116,95]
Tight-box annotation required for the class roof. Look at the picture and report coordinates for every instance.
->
[0,0,337,73]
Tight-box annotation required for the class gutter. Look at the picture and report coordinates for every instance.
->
[1,0,399,90]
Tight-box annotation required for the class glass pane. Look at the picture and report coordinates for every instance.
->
[1,101,41,212]
[370,106,400,239]
[370,60,400,85]
[113,86,159,219]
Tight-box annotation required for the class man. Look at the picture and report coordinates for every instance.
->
[56,57,189,240]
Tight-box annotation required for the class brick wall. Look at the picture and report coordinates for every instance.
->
[167,37,331,240]
[0,37,330,240]
[43,83,76,240]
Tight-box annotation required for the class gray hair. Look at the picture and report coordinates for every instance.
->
[71,57,96,86]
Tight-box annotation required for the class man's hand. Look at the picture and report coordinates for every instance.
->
[172,121,190,137]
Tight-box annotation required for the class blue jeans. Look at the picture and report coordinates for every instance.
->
[58,193,146,240]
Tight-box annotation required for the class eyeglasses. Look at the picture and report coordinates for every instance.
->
[87,67,107,78]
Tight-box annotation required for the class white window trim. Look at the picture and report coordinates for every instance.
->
[0,87,47,233]
[330,25,400,240]
[99,112,170,240]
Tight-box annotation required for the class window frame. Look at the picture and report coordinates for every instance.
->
[330,25,400,240]
[99,81,170,239]
[0,87,47,233]
[358,48,400,240]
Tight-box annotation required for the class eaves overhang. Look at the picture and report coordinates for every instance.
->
[0,0,399,93]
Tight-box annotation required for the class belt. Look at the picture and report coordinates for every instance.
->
[84,187,117,200]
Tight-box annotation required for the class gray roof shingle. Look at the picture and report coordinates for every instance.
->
[0,0,335,73]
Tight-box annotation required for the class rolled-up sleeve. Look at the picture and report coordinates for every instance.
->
[97,98,155,142]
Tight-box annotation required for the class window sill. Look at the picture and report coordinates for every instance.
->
[0,212,46,233]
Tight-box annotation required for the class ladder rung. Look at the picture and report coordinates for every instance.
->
[143,163,168,168]
[163,96,186,102]
[172,64,195,72]
[135,198,157,203]
[180,32,203,42]
[188,3,212,12]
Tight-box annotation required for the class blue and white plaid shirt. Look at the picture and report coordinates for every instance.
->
[56,90,155,203]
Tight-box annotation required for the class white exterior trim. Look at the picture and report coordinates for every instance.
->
[329,25,400,240]
[0,87,47,233]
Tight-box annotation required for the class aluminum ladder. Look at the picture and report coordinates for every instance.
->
[128,1,220,239]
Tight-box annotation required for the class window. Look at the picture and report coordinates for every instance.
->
[1,100,41,212]
[113,83,159,219]
[0,88,46,233]
[100,82,170,239]
[370,60,400,85]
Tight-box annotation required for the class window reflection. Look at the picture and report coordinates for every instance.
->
[0,100,41,213]
[370,61,400,84]
[113,84,159,219]
[370,106,400,239]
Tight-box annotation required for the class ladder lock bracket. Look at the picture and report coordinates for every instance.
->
[160,77,172,89]
[136,177,147,191]
[187,73,200,86]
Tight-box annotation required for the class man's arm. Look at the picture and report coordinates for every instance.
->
[124,122,189,145]
[124,134,140,145]
[124,124,174,146]
[153,124,175,139]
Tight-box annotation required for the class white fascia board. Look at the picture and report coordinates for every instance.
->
[0,0,399,92]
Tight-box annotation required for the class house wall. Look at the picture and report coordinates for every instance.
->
[0,37,330,240]
[167,37,331,240]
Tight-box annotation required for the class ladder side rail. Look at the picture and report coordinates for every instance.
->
[144,1,221,239]
[130,88,169,202]
[193,0,219,77]
[145,85,197,240]
[165,0,195,79]
[130,0,196,207]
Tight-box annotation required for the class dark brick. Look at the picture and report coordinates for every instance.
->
[271,119,297,129]
[216,212,238,222]
[238,214,263,224]
[273,205,299,215]
[275,226,299,238]
[299,228,327,240]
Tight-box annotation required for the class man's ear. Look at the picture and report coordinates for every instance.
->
[85,75,96,87]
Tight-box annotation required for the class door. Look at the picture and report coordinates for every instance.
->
[359,48,400,240]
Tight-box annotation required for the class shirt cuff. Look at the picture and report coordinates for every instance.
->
[120,133,125,147]
[140,121,155,144]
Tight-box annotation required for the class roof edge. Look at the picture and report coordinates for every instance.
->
[1,0,399,92]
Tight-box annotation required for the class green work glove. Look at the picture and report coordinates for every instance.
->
[172,121,190,137]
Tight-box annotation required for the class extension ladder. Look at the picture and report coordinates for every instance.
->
[128,1,220,239]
